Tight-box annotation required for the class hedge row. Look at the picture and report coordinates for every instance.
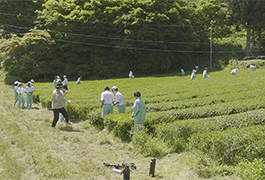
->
[146,88,264,112]
[188,125,265,165]
[144,96,265,127]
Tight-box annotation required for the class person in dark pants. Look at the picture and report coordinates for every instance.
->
[51,82,73,129]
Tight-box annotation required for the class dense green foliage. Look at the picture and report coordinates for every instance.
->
[0,0,265,82]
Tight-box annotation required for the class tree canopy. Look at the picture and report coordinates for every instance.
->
[0,0,264,82]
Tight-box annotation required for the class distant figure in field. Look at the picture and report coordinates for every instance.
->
[27,79,35,86]
[249,64,256,71]
[195,64,199,71]
[25,82,35,109]
[76,76,82,84]
[179,68,185,76]
[63,75,68,86]
[131,91,146,128]
[129,71,134,79]
[112,86,125,113]
[190,69,196,80]
[51,82,72,130]
[14,81,19,106]
[100,86,114,118]
[203,67,210,78]
[231,66,239,75]
[53,76,61,87]
[17,83,25,108]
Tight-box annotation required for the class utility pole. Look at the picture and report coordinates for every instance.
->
[210,20,215,71]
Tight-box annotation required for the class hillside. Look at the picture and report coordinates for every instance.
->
[0,70,246,179]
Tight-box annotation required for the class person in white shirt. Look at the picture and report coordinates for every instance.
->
[63,75,68,86]
[112,86,125,113]
[100,86,114,118]
[191,69,196,80]
[129,71,134,79]
[76,76,82,84]
[203,67,209,78]
[17,83,25,108]
[25,82,35,108]
[231,66,239,75]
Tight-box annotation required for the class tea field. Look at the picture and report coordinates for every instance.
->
[33,65,265,179]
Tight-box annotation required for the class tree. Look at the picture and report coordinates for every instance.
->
[225,0,264,56]
[0,30,55,82]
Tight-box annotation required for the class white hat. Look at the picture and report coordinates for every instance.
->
[14,81,19,85]
[30,79,35,83]
[192,70,196,73]
[112,86,118,91]
[63,75,66,78]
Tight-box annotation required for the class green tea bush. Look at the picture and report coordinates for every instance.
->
[188,125,265,165]
[234,158,265,180]
[131,129,172,157]
[104,114,133,141]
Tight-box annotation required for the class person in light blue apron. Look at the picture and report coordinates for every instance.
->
[25,82,35,108]
[249,64,256,71]
[231,66,239,75]
[131,91,146,128]
[17,83,25,108]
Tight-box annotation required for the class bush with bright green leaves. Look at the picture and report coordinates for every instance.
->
[234,158,265,180]
[188,125,265,165]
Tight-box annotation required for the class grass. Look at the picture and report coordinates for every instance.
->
[0,70,243,179]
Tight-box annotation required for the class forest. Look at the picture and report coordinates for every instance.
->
[0,0,264,82]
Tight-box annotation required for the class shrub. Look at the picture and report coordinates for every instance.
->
[234,158,265,180]
[188,125,265,165]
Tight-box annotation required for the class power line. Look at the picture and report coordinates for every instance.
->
[1,23,249,45]
[3,30,253,54]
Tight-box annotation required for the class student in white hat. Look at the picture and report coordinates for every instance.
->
[25,82,35,109]
[191,69,196,80]
[14,81,19,106]
[63,75,68,86]
[112,86,125,113]
[17,83,25,108]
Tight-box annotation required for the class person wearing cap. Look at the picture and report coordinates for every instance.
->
[25,82,35,109]
[76,76,82,84]
[191,69,196,80]
[27,79,35,86]
[203,67,209,78]
[17,83,25,108]
[231,66,239,75]
[14,81,19,106]
[60,85,70,122]
[100,86,114,118]
[112,86,125,113]
[51,82,73,129]
[131,91,146,127]
[63,75,68,86]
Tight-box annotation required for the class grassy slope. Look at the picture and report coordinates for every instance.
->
[0,73,241,180]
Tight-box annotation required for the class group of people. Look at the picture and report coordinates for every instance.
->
[189,67,209,80]
[14,79,35,108]
[231,64,256,75]
[100,86,146,128]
